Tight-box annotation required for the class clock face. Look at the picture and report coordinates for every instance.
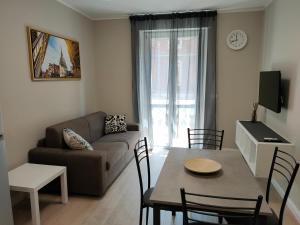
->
[226,30,248,50]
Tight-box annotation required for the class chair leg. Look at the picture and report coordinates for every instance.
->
[146,207,149,225]
[139,205,143,225]
[218,216,223,224]
[172,210,176,216]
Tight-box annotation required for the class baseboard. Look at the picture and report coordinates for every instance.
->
[272,180,300,223]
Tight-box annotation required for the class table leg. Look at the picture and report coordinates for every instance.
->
[60,170,68,204]
[30,191,40,225]
[153,205,160,225]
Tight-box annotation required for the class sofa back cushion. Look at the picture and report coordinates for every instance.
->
[46,117,91,148]
[45,111,107,148]
[85,111,107,142]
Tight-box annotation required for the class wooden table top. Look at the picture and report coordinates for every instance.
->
[150,148,272,215]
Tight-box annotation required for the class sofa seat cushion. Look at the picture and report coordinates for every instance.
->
[92,141,127,170]
[98,131,139,150]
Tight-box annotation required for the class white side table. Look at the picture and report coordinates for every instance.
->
[8,163,68,225]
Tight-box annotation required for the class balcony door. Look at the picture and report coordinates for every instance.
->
[139,28,207,147]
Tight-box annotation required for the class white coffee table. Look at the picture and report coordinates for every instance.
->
[8,163,68,225]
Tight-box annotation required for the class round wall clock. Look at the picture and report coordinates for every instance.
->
[226,30,248,50]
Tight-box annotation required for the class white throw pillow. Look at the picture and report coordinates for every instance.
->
[63,128,93,151]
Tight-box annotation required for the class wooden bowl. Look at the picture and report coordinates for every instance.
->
[184,157,222,174]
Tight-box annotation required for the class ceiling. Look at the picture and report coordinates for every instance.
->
[57,0,271,20]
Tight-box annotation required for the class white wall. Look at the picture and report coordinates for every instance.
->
[217,12,264,147]
[94,19,134,122]
[0,0,98,169]
[94,12,264,147]
[261,0,300,215]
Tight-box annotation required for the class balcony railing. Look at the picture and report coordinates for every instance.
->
[151,101,196,147]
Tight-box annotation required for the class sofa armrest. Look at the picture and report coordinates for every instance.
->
[29,147,104,165]
[28,147,106,196]
[126,123,140,131]
[28,147,67,165]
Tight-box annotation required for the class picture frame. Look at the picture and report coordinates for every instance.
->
[27,27,81,81]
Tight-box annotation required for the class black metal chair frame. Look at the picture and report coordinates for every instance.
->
[180,188,263,225]
[134,137,152,225]
[265,147,299,225]
[188,128,224,150]
[134,137,176,225]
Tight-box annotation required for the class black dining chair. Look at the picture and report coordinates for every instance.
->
[134,137,152,225]
[227,147,299,225]
[263,147,299,225]
[180,188,263,225]
[134,137,175,225]
[187,128,224,150]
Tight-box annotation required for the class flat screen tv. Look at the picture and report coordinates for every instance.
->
[258,71,282,113]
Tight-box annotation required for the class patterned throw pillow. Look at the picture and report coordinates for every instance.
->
[63,128,94,151]
[105,114,127,134]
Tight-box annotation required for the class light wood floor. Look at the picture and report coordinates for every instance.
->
[13,148,299,225]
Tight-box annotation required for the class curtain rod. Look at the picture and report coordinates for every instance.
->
[129,10,217,21]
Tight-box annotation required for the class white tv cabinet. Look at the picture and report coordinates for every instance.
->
[235,120,294,177]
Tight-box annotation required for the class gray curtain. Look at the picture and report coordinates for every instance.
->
[130,12,217,147]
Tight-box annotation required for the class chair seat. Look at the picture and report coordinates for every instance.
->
[225,209,278,225]
[143,187,154,207]
[257,209,279,225]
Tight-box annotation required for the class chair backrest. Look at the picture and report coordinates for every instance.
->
[134,137,151,202]
[266,147,299,225]
[180,188,263,225]
[187,128,224,150]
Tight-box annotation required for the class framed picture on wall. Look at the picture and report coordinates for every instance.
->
[27,27,81,81]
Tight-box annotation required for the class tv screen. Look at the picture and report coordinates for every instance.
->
[259,71,282,113]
